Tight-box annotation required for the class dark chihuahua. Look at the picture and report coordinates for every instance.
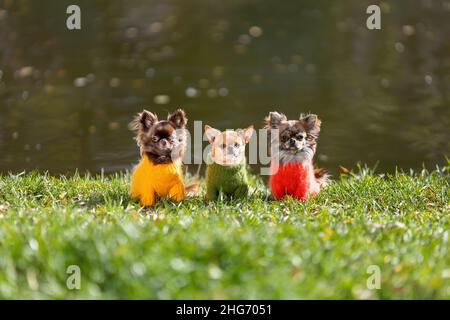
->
[264,111,328,200]
[129,109,197,206]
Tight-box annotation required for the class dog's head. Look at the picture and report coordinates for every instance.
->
[205,125,254,166]
[264,112,321,163]
[129,109,187,164]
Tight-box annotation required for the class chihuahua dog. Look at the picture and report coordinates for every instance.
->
[204,125,254,200]
[264,112,328,200]
[129,109,190,206]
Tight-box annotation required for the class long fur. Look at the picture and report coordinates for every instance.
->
[314,167,330,187]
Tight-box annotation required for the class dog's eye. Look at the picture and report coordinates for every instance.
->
[234,143,240,148]
[221,144,226,149]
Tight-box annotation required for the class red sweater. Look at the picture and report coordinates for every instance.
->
[269,161,320,200]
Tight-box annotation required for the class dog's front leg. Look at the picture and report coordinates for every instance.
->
[233,184,249,199]
[139,189,156,206]
[206,185,219,201]
[168,183,184,202]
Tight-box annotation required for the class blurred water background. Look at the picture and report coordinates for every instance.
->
[0,0,449,175]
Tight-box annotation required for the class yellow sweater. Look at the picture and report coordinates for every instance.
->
[130,156,184,206]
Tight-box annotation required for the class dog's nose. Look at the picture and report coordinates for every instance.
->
[160,139,168,147]
[227,146,234,154]
[289,138,297,146]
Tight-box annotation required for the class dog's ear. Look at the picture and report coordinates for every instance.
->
[168,109,187,129]
[301,114,321,137]
[205,125,221,143]
[238,125,254,144]
[129,110,158,133]
[264,111,287,129]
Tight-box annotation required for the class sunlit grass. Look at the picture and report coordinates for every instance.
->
[0,164,449,299]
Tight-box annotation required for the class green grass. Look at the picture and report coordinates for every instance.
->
[0,165,449,299]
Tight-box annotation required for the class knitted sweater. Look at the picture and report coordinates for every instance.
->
[269,161,320,201]
[205,158,249,201]
[130,155,184,206]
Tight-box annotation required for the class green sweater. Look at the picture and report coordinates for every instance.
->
[205,159,249,201]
